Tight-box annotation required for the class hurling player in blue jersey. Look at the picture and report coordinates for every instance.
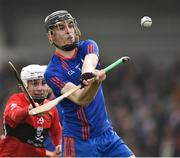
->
[44,10,135,157]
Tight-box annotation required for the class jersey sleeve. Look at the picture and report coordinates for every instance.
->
[44,69,69,97]
[81,39,99,58]
[4,95,29,128]
[49,107,62,146]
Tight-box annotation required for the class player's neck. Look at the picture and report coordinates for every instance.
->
[56,48,75,58]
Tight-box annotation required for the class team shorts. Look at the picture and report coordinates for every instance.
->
[62,128,134,157]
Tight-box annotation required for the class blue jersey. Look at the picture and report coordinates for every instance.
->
[44,39,112,140]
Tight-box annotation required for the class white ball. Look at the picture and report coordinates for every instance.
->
[141,16,152,28]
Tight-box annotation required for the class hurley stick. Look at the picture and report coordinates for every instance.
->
[8,61,36,108]
[29,56,130,115]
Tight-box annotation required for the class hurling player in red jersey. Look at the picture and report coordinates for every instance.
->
[0,64,62,157]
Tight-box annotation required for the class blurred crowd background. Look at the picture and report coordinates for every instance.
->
[0,0,180,156]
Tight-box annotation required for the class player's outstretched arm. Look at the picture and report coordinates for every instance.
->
[28,56,130,115]
[61,53,104,106]
[81,54,99,74]
[61,69,106,106]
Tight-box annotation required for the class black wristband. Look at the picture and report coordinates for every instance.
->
[80,72,95,87]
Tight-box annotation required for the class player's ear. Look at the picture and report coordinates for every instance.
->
[48,29,54,45]
[49,29,54,35]
[18,85,24,92]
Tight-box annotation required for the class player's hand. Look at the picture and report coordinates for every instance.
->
[45,145,62,157]
[93,69,106,83]
[28,103,40,115]
[28,103,39,111]
[80,70,106,88]
[80,72,95,87]
[45,150,57,157]
[55,144,62,156]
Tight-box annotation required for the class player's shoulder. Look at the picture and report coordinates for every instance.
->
[78,39,98,48]
[8,92,25,100]
[45,62,62,78]
[6,93,26,106]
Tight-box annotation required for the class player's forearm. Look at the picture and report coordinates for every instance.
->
[77,81,100,106]
[62,70,105,106]
[81,54,99,73]
[77,70,106,105]
[63,81,101,106]
[77,54,99,105]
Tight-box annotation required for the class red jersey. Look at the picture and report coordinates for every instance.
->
[0,92,62,157]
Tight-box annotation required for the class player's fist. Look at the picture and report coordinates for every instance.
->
[55,145,62,156]
[28,103,40,115]
[93,69,106,82]
[80,72,95,87]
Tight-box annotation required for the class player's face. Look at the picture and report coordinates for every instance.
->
[51,20,76,46]
[27,78,49,99]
